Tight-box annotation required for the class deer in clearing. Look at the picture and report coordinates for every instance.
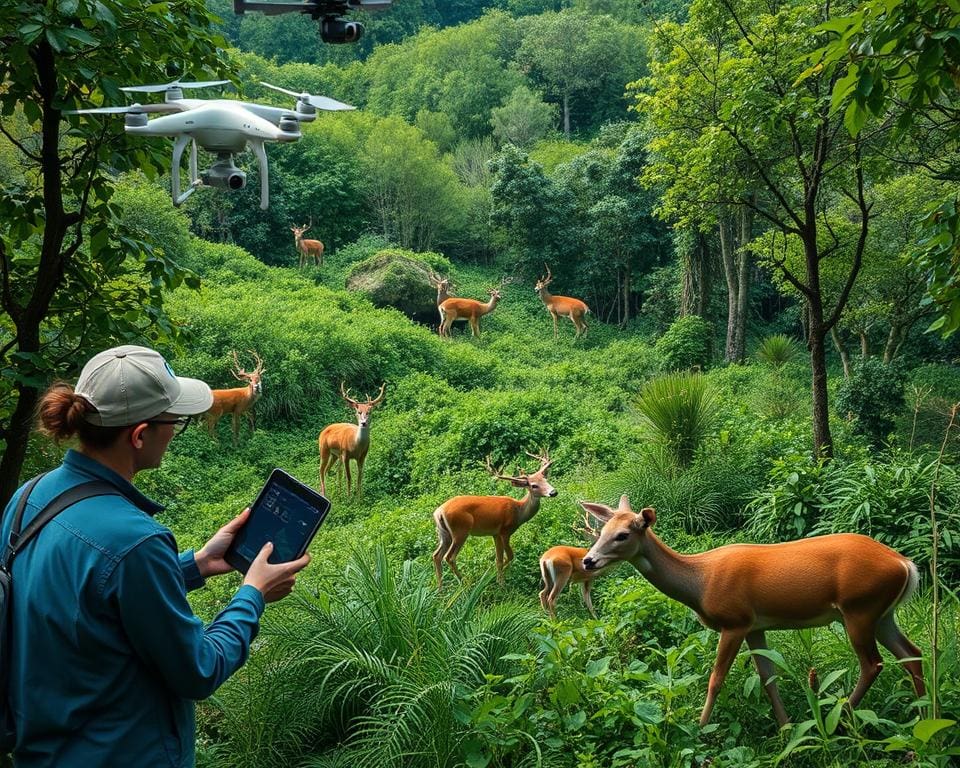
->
[428,271,455,306]
[204,351,266,446]
[535,264,590,339]
[580,495,925,728]
[438,284,502,338]
[318,382,386,498]
[539,508,617,620]
[433,450,556,587]
[291,219,324,267]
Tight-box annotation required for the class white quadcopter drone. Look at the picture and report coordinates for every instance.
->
[68,80,354,209]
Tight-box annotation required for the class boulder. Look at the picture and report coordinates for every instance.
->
[345,249,451,322]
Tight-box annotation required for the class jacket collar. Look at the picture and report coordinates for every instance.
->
[63,449,165,517]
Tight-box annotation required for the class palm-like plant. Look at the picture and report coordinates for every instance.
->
[635,373,719,468]
[755,334,799,368]
[205,544,539,768]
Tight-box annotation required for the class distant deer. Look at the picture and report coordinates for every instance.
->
[581,495,926,728]
[204,350,265,446]
[535,263,590,339]
[318,382,386,498]
[433,450,556,587]
[539,508,617,620]
[438,283,502,338]
[428,271,455,306]
[291,218,324,267]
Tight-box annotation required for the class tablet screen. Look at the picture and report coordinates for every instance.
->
[228,470,330,570]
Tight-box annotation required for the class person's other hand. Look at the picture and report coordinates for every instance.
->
[243,542,311,603]
[195,508,249,578]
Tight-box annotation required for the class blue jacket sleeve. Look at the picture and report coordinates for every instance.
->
[111,532,265,700]
[179,549,206,592]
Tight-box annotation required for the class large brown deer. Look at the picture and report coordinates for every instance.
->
[535,264,590,339]
[539,508,617,620]
[580,495,925,728]
[438,286,502,338]
[204,350,266,446]
[291,219,324,267]
[433,451,556,587]
[318,382,386,498]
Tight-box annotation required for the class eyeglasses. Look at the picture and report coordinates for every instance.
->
[146,416,193,436]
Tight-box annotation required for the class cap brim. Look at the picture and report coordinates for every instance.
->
[169,377,213,416]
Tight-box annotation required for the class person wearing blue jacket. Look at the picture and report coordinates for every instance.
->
[0,345,311,767]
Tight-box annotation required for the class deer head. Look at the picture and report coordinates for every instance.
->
[231,350,266,397]
[340,381,386,428]
[291,217,312,241]
[485,449,556,497]
[534,263,553,295]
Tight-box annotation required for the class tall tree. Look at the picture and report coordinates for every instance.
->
[0,0,228,506]
[640,0,886,459]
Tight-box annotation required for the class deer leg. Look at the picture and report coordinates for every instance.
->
[470,317,480,338]
[231,413,240,447]
[246,410,255,436]
[581,580,597,620]
[551,312,558,339]
[746,630,790,727]
[876,614,925,698]
[444,537,466,582]
[433,511,452,588]
[539,560,552,614]
[546,564,571,619]
[319,450,331,496]
[843,614,884,708]
[344,459,353,497]
[356,459,364,499]
[700,628,747,726]
[206,415,218,440]
[493,536,505,584]
[503,537,514,568]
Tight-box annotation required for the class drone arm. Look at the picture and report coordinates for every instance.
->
[250,140,270,210]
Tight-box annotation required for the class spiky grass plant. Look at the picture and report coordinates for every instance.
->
[634,372,719,469]
[755,333,799,368]
[205,543,539,768]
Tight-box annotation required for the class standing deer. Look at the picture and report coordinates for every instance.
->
[291,219,324,267]
[438,286,502,339]
[535,264,590,339]
[204,350,266,446]
[539,508,617,620]
[433,450,556,587]
[580,495,925,728]
[318,382,386,498]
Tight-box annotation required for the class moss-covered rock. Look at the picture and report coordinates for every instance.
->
[345,248,452,321]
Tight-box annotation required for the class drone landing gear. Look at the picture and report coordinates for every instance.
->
[171,134,201,206]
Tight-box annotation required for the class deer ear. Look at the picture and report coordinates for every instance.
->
[578,501,615,522]
[639,507,656,528]
[509,477,529,488]
[617,494,631,512]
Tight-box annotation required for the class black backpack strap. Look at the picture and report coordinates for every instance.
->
[1,475,45,571]
[2,480,119,571]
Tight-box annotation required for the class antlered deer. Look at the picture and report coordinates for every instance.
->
[433,451,556,587]
[438,286,502,338]
[580,495,925,727]
[291,219,324,267]
[428,271,454,306]
[539,509,616,619]
[535,264,590,339]
[204,350,265,446]
[318,382,386,498]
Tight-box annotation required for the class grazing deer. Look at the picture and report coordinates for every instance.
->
[539,509,616,620]
[204,350,266,446]
[428,271,455,306]
[318,382,386,498]
[580,495,925,728]
[438,285,502,338]
[433,450,557,587]
[291,219,324,267]
[535,264,590,339]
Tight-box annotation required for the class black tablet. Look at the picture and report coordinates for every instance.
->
[224,469,331,574]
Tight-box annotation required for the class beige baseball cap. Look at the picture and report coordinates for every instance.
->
[74,345,213,427]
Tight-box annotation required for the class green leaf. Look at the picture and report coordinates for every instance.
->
[843,100,868,136]
[913,719,956,744]
[585,656,611,677]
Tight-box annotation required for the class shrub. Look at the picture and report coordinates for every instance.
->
[835,357,907,447]
[755,334,799,368]
[634,372,719,468]
[654,315,712,372]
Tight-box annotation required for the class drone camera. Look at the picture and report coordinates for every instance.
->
[320,17,364,43]
[202,156,247,191]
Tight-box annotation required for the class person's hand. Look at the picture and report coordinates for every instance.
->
[195,509,250,578]
[243,542,311,603]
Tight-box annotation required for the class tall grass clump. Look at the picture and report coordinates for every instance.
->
[755,333,799,367]
[203,544,539,768]
[635,372,719,468]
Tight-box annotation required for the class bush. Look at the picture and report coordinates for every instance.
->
[634,372,719,468]
[654,315,712,372]
[835,357,906,447]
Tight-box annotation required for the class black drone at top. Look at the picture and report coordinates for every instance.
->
[233,0,393,43]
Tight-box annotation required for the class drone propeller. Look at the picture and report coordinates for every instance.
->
[66,104,145,115]
[260,82,355,111]
[120,79,230,94]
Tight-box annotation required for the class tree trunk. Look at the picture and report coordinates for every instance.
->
[681,231,711,318]
[804,232,833,460]
[831,327,852,379]
[562,93,570,138]
[719,211,750,363]
[622,261,630,325]
[859,331,870,358]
